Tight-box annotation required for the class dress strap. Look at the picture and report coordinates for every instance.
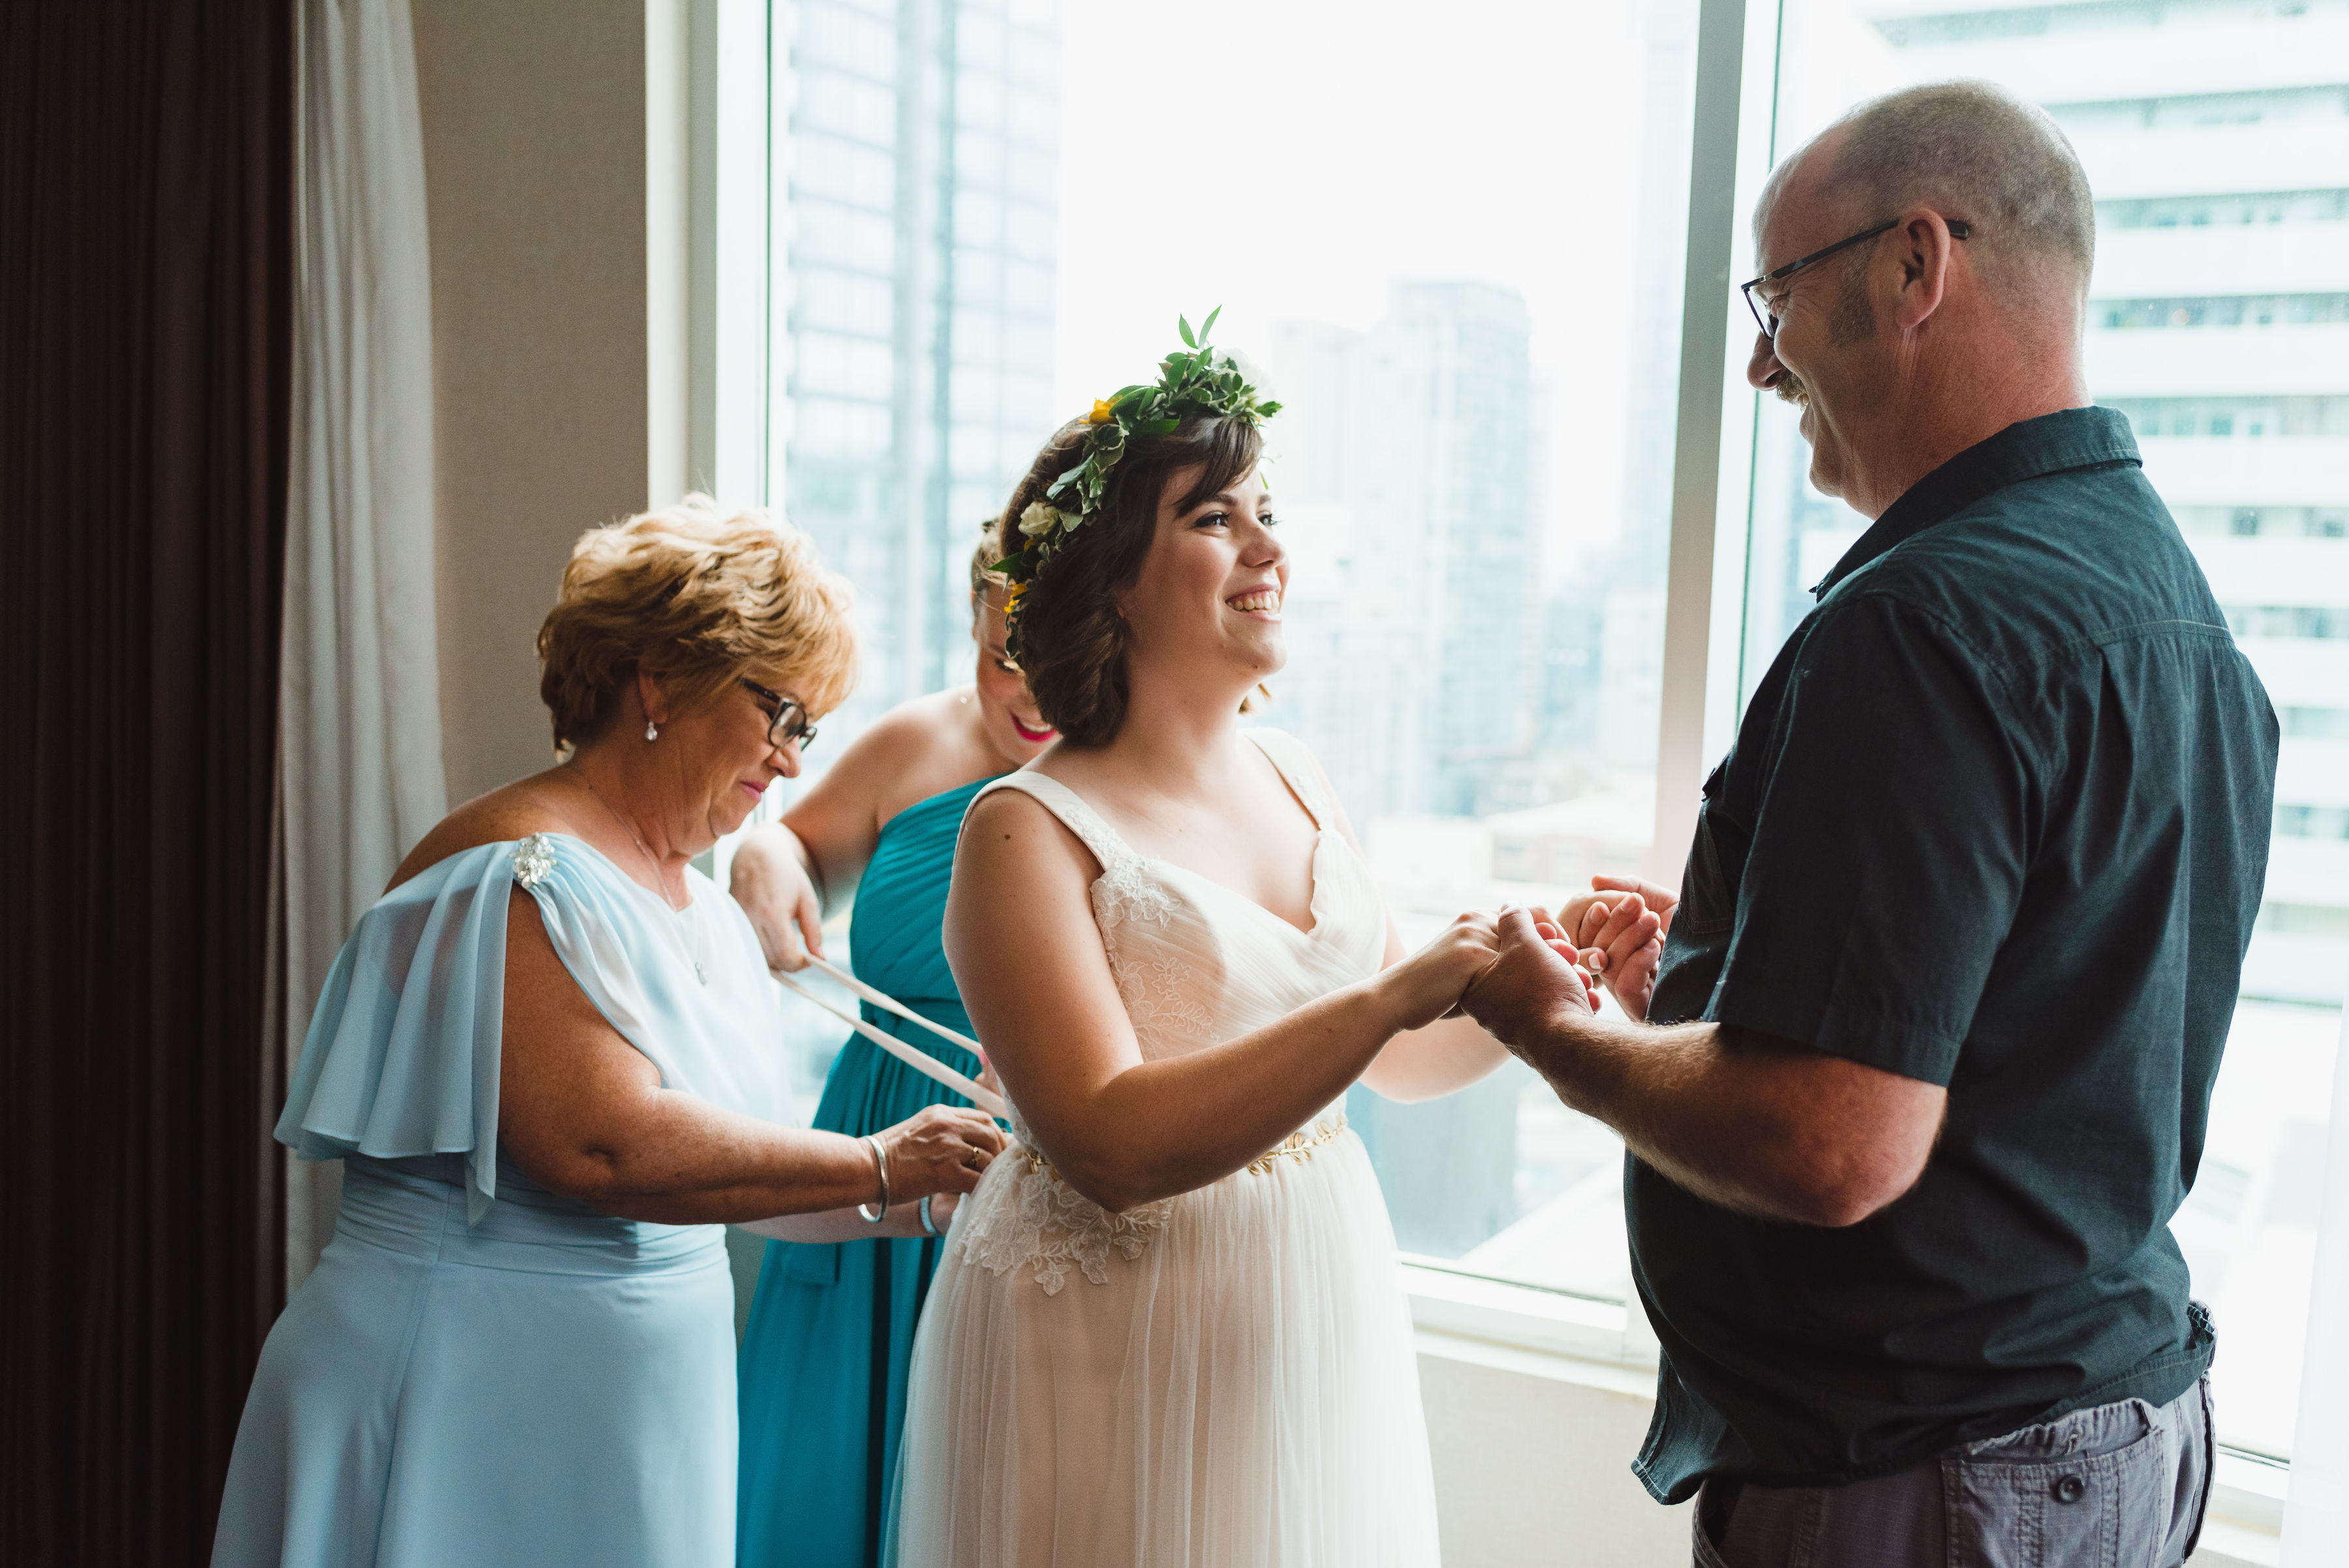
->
[971,773,1142,878]
[1246,728,1332,831]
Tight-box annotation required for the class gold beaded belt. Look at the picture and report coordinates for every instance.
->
[1247,1114,1347,1175]
[1019,1113,1349,1184]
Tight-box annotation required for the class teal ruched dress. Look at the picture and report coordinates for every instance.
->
[734,778,990,1568]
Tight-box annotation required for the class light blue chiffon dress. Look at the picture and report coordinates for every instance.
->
[212,831,787,1568]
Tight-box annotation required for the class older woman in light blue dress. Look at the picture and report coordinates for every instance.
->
[211,497,1006,1568]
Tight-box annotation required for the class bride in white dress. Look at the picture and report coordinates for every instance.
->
[889,334,1596,1567]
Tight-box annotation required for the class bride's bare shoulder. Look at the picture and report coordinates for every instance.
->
[957,776,1098,881]
[386,773,592,892]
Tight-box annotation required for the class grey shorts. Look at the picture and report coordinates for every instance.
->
[1693,1377,2213,1568]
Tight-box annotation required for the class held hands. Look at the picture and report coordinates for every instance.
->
[729,823,827,972]
[1541,876,1675,1022]
[1458,907,1603,1049]
[1375,912,1507,1034]
[875,1104,1008,1202]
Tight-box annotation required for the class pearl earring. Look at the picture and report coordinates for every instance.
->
[645,722,659,742]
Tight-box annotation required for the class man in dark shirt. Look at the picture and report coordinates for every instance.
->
[1462,82,2277,1566]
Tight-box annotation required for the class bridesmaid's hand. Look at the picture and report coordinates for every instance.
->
[729,823,825,971]
[877,1105,1008,1201]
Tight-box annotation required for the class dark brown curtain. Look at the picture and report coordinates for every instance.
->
[0,2,292,1563]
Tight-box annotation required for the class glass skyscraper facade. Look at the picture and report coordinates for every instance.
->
[1265,281,1544,822]
[779,0,1062,736]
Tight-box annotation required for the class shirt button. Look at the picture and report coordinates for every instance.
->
[2052,1474,2086,1504]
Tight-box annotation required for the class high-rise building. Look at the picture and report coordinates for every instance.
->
[778,0,1061,735]
[1749,0,2349,1008]
[1382,281,1544,814]
[1264,281,1542,820]
[1602,0,1700,778]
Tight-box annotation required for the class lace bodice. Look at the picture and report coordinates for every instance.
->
[950,730,1388,1293]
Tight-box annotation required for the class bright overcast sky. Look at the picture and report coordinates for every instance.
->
[1052,0,1653,559]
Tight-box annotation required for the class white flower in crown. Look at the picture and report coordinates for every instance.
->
[1019,500,1078,539]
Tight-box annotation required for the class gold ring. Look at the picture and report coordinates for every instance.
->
[962,1146,982,1170]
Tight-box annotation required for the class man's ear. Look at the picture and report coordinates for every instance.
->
[1890,209,1959,331]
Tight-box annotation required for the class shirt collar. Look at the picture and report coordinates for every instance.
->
[1812,405,2142,601]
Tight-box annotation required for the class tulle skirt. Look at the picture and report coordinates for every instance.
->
[887,1126,1440,1567]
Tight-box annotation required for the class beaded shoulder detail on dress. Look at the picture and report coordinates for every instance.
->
[512,834,558,890]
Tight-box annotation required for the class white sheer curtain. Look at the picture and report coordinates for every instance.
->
[280,0,446,1290]
[2284,993,2349,1564]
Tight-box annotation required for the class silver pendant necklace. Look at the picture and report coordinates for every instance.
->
[572,766,709,984]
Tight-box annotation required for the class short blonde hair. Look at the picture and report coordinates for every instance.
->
[536,495,857,753]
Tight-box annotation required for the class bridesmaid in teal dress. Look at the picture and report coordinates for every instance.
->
[730,544,1055,1568]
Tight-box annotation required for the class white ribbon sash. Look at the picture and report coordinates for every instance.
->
[774,956,1007,1119]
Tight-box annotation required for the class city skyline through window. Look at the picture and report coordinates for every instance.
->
[740,0,2347,1467]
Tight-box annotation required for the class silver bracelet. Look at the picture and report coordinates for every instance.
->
[917,1193,940,1238]
[855,1134,890,1223]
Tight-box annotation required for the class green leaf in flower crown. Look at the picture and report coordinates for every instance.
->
[1135,416,1180,437]
[1259,400,1283,416]
[1178,315,1196,348]
[1199,305,1221,342]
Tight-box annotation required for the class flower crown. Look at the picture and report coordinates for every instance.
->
[995,309,1280,656]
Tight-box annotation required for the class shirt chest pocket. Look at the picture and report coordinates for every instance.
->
[1678,762,1749,939]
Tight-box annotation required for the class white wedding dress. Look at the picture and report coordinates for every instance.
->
[887,729,1441,1568]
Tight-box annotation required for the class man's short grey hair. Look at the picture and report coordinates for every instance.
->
[1827,80,2095,289]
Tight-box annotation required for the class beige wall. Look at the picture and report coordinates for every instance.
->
[412,0,653,806]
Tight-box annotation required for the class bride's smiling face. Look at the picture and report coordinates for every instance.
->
[1115,463,1285,688]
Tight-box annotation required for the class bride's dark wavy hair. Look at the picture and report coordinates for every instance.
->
[994,413,1265,746]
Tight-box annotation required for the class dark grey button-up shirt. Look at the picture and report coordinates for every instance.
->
[1632,406,2279,1502]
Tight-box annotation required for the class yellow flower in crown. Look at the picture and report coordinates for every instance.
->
[1086,398,1116,424]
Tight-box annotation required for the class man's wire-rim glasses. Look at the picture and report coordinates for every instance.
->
[741,678,818,754]
[1740,217,1971,339]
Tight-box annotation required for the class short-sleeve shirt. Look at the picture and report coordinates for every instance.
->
[1629,407,2279,1503]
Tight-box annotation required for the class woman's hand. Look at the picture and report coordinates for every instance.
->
[1370,912,1507,1034]
[874,1103,1007,1203]
[1570,876,1676,1023]
[729,823,826,971]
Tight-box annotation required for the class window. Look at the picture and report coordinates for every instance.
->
[750,0,1702,1318]
[1041,1,1700,1306]
[731,0,2347,1462]
[1735,0,2349,1459]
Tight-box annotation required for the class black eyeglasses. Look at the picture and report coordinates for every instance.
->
[740,679,818,754]
[1740,217,1971,339]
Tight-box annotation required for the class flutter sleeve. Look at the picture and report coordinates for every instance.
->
[275,839,530,1224]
